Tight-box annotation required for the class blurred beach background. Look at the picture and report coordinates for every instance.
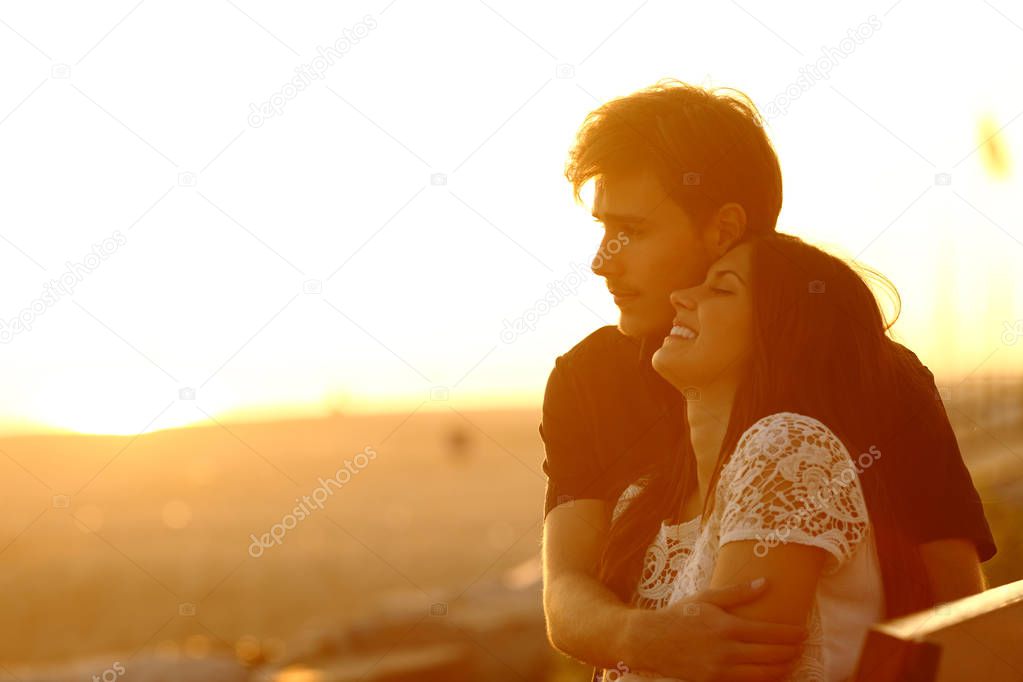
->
[1,0,1021,679]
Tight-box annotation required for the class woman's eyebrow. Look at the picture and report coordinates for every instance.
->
[711,269,746,286]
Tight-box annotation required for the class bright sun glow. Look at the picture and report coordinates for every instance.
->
[0,4,1020,436]
[25,367,231,436]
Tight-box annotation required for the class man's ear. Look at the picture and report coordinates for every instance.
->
[702,202,747,257]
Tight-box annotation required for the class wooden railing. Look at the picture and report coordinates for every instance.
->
[852,578,1023,681]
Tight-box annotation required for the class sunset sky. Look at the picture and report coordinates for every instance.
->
[0,1,1020,436]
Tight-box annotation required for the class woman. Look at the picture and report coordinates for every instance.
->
[598,231,944,681]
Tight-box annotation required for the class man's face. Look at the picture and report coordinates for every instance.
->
[591,168,715,340]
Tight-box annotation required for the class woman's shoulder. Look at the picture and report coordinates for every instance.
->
[716,412,873,575]
[732,411,850,462]
[721,411,861,497]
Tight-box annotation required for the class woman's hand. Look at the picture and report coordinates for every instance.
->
[619,579,807,682]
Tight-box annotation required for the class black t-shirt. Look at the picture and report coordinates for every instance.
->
[539,325,997,562]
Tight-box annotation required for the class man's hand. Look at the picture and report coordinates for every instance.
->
[621,579,808,682]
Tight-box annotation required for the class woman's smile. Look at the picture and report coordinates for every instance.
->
[668,323,699,340]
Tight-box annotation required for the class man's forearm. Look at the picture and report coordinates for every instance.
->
[544,569,641,669]
[920,539,987,602]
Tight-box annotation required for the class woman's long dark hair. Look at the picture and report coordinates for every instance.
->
[597,231,937,620]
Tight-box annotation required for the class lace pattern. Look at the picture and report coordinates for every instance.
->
[716,412,870,575]
[612,482,701,610]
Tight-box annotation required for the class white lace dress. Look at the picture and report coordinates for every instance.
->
[602,412,885,682]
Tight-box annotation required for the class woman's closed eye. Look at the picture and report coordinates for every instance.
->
[710,287,732,295]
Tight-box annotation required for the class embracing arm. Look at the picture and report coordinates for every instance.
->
[539,355,638,666]
[543,500,808,680]
[542,499,635,668]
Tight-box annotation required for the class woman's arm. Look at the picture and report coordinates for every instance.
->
[707,413,872,629]
[709,540,827,627]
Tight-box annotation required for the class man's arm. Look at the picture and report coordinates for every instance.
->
[543,500,808,680]
[920,538,987,602]
[541,499,634,668]
[890,343,998,583]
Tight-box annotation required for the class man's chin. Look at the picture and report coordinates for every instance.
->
[615,315,643,340]
[617,312,669,341]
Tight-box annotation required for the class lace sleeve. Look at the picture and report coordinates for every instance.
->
[716,412,870,575]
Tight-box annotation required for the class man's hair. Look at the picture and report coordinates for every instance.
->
[564,78,783,234]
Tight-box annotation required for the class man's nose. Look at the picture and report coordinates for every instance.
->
[591,237,622,277]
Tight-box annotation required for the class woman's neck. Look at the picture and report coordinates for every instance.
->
[685,381,736,510]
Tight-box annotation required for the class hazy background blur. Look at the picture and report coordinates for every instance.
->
[0,0,1020,680]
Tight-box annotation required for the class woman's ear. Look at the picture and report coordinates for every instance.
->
[703,202,748,256]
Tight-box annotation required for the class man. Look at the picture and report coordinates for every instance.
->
[540,79,995,681]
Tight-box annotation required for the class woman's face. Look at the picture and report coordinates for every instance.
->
[651,241,755,392]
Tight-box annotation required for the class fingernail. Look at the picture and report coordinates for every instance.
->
[750,577,766,589]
